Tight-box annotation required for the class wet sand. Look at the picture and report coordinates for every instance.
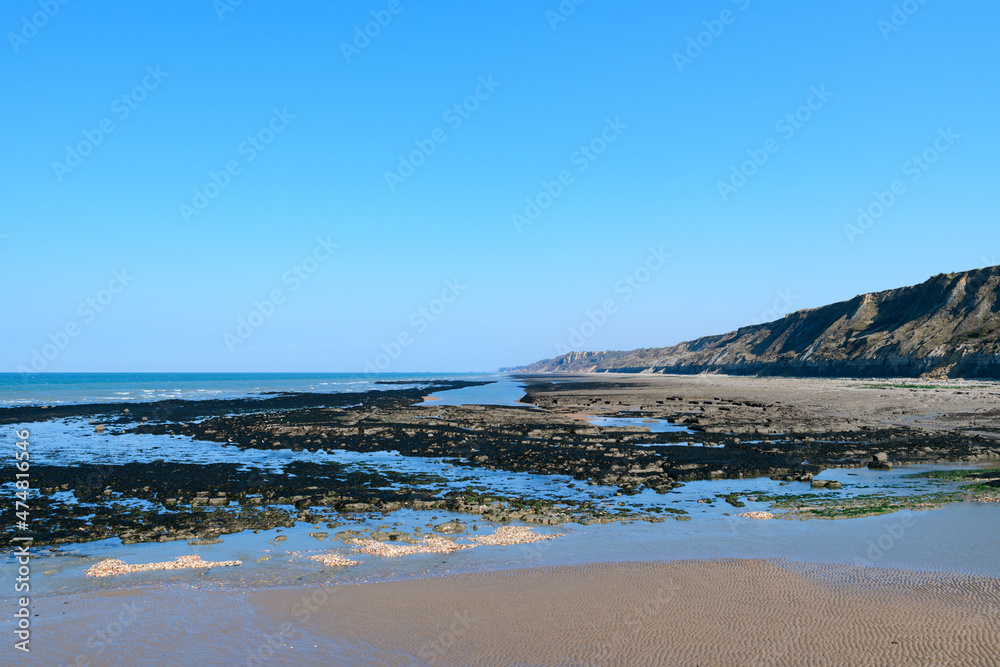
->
[25,559,1000,666]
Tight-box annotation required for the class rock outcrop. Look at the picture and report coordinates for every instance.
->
[505,266,1000,379]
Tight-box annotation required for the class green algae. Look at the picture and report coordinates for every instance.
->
[766,491,965,519]
[907,468,1000,495]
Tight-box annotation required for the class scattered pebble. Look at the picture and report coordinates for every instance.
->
[351,526,561,557]
[305,553,359,567]
[85,555,242,578]
[738,511,776,520]
[352,536,474,557]
[468,526,562,546]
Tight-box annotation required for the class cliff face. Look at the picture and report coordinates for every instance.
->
[506,266,1000,379]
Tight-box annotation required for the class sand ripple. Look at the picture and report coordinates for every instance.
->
[29,558,1000,665]
[257,559,1000,666]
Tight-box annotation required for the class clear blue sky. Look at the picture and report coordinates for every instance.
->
[2,0,998,372]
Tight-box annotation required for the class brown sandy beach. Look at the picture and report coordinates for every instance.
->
[26,559,1000,666]
[519,373,1000,435]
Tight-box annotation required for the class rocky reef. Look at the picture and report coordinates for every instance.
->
[7,375,999,548]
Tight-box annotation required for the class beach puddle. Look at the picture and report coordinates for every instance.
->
[17,508,570,595]
[586,416,693,434]
[417,375,533,407]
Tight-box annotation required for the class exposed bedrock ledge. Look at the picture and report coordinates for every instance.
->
[605,354,1000,379]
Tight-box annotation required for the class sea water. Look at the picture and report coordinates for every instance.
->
[0,372,500,407]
